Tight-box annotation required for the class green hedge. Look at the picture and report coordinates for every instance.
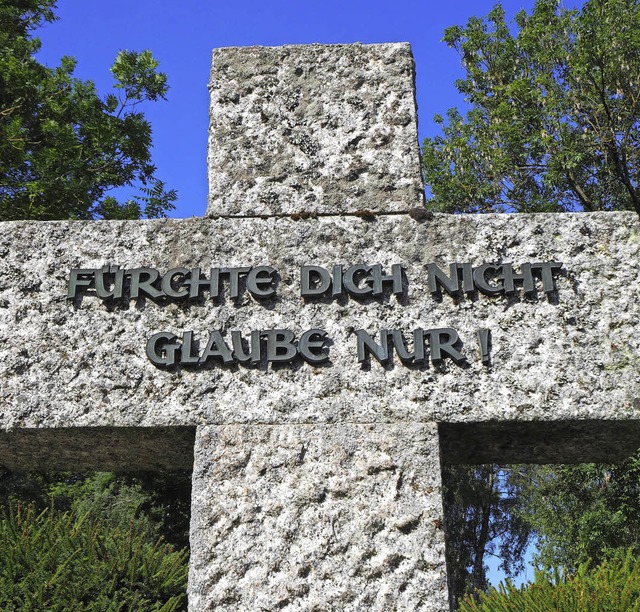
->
[0,503,188,611]
[458,551,640,611]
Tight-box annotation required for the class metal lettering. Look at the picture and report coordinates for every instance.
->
[389,329,427,363]
[502,263,534,294]
[331,265,343,298]
[146,332,180,366]
[371,264,403,296]
[180,330,201,365]
[184,268,219,299]
[300,265,331,296]
[264,329,297,363]
[476,328,491,365]
[231,330,262,364]
[68,269,95,299]
[533,261,563,293]
[428,328,465,363]
[472,264,503,296]
[200,331,234,364]
[344,265,372,296]
[94,265,124,299]
[355,329,389,363]
[161,267,190,299]
[246,266,276,298]
[299,329,329,363]
[221,267,251,299]
[459,262,475,293]
[427,263,460,296]
[129,268,162,299]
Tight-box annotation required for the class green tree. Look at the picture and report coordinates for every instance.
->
[423,0,640,214]
[458,550,640,611]
[442,464,532,610]
[0,0,176,220]
[445,455,640,608]
[0,469,192,608]
[0,468,192,551]
[516,455,640,571]
[0,502,188,610]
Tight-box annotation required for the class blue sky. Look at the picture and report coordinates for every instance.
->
[36,0,578,219]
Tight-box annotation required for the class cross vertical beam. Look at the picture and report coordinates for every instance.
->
[189,423,448,609]
[191,43,449,609]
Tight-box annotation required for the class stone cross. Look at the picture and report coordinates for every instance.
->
[1,43,640,611]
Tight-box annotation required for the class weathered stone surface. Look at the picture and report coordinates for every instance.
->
[188,422,447,611]
[0,211,638,431]
[207,43,423,216]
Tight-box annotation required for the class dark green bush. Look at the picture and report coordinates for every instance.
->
[0,503,188,611]
[0,470,192,551]
[458,550,640,611]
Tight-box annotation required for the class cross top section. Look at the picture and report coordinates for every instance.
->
[207,43,423,216]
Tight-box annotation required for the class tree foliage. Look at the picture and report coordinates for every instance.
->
[430,1,640,599]
[458,550,640,611]
[0,0,176,220]
[0,4,187,606]
[0,469,192,608]
[518,454,640,571]
[446,454,640,608]
[442,464,532,610]
[423,0,640,214]
[0,502,188,611]
[0,469,192,551]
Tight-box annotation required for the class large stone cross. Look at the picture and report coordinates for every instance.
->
[1,43,640,611]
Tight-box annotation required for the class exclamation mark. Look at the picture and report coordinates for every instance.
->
[476,329,491,365]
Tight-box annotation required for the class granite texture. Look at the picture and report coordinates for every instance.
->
[207,43,423,216]
[0,212,638,431]
[188,422,448,611]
